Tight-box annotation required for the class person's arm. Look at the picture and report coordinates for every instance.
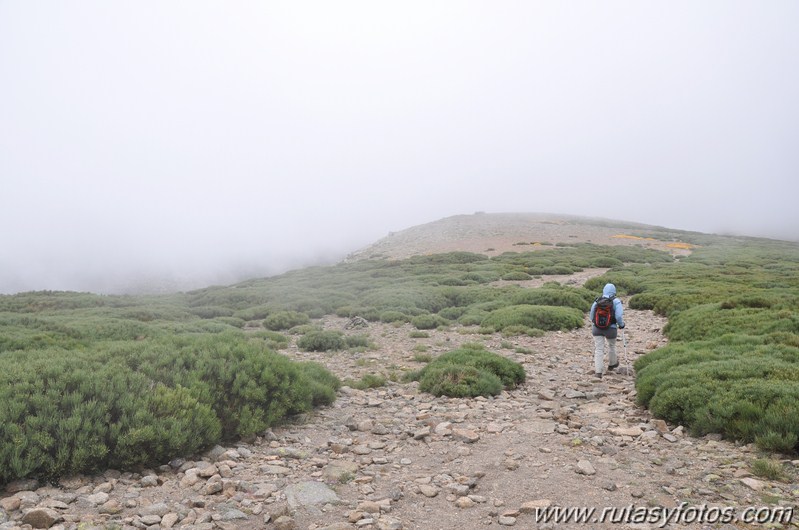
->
[615,299,625,328]
[589,301,597,323]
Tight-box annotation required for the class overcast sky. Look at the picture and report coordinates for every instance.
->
[2,1,798,294]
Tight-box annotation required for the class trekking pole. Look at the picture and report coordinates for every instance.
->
[622,328,630,374]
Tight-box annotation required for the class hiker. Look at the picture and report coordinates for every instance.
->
[589,282,625,378]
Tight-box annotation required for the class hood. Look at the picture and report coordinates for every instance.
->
[603,283,617,298]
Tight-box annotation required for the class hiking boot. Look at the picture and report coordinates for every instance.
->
[608,362,619,371]
[594,372,603,380]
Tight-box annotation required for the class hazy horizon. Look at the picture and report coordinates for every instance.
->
[2,2,797,295]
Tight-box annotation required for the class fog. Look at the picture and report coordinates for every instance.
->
[2,1,798,294]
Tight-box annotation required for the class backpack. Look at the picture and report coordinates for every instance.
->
[593,296,615,329]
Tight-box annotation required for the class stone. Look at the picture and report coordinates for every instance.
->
[609,426,643,437]
[520,499,552,513]
[140,502,170,517]
[140,474,159,487]
[419,485,438,498]
[21,508,62,529]
[220,509,248,520]
[84,492,109,506]
[740,477,766,491]
[413,427,431,440]
[358,500,382,513]
[452,428,480,443]
[651,419,669,433]
[434,422,453,435]
[161,513,180,528]
[454,497,475,508]
[285,481,340,509]
[203,480,223,495]
[323,460,359,483]
[377,516,403,530]
[98,500,123,515]
[498,515,517,525]
[0,496,21,512]
[272,515,297,530]
[575,460,596,475]
[180,469,201,488]
[140,514,162,525]
[197,464,219,478]
[260,464,291,475]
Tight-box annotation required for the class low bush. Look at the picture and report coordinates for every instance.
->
[410,344,525,397]
[379,310,410,323]
[481,305,583,332]
[297,330,345,352]
[501,271,532,281]
[0,334,340,485]
[411,314,449,330]
[344,334,372,349]
[507,288,591,311]
[263,311,310,331]
[418,365,503,398]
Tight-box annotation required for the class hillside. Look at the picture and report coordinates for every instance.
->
[345,212,701,262]
[1,213,797,530]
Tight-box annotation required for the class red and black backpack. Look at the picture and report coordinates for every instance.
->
[593,296,616,329]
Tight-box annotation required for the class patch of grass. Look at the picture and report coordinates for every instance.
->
[413,353,433,363]
[412,344,429,353]
[409,330,430,338]
[514,347,533,355]
[751,458,788,481]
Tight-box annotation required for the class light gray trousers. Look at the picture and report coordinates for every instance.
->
[592,325,618,374]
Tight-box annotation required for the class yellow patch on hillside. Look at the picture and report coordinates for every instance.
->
[666,242,697,250]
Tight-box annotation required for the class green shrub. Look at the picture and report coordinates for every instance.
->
[411,344,525,398]
[299,361,342,406]
[297,330,345,352]
[251,330,289,347]
[345,334,372,349]
[409,331,430,338]
[590,257,624,268]
[411,314,449,330]
[751,458,788,481]
[419,365,503,397]
[263,311,310,331]
[438,306,467,320]
[481,305,583,332]
[191,306,235,319]
[507,288,591,311]
[379,310,410,323]
[501,271,532,281]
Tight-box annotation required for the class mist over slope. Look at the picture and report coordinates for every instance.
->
[3,212,793,296]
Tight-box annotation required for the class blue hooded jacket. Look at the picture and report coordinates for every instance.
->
[589,283,625,329]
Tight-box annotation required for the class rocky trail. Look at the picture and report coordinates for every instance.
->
[2,272,797,530]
